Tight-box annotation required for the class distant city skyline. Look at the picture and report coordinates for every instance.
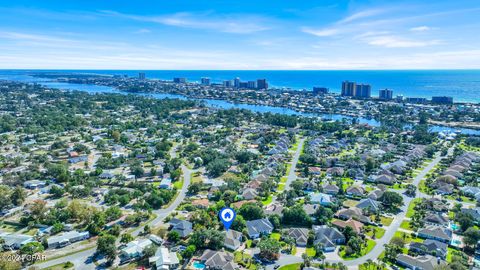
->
[1,0,480,69]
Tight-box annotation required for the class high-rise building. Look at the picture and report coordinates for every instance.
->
[432,96,453,104]
[201,77,210,85]
[223,80,233,88]
[313,87,329,95]
[256,79,268,90]
[239,82,248,88]
[247,81,257,89]
[173,77,187,83]
[379,89,393,100]
[354,84,371,98]
[234,77,241,88]
[341,81,356,96]
[138,72,146,80]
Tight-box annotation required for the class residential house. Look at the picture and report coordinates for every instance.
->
[23,180,46,189]
[409,239,448,259]
[396,254,444,270]
[242,188,258,200]
[417,226,452,243]
[0,233,34,250]
[224,229,243,250]
[169,218,193,238]
[335,207,371,224]
[331,218,364,234]
[198,249,239,270]
[120,238,153,261]
[47,230,90,249]
[322,184,340,195]
[287,228,309,247]
[346,186,365,197]
[356,198,380,213]
[309,192,333,206]
[149,247,179,270]
[246,218,274,239]
[423,213,449,227]
[312,225,346,252]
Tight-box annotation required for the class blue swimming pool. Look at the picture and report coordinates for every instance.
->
[193,261,206,269]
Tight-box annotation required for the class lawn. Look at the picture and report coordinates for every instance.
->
[400,220,413,231]
[262,195,273,206]
[270,232,281,241]
[234,251,258,270]
[306,247,316,257]
[339,239,376,260]
[41,262,74,270]
[277,183,286,192]
[365,226,386,239]
[391,231,423,244]
[446,247,458,263]
[406,198,422,218]
[370,215,393,226]
[279,263,302,270]
[173,178,184,189]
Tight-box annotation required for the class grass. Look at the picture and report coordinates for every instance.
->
[306,247,316,257]
[262,195,273,206]
[339,239,376,260]
[406,198,422,218]
[245,239,252,248]
[365,226,386,239]
[173,178,184,189]
[40,262,74,270]
[270,232,281,241]
[234,251,258,270]
[446,247,457,263]
[400,221,413,231]
[391,231,423,244]
[279,263,302,270]
[277,183,286,192]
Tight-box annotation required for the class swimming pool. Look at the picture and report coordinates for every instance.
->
[193,261,206,269]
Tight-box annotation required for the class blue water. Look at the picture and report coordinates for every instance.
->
[1,71,479,135]
[192,261,205,269]
[1,69,479,103]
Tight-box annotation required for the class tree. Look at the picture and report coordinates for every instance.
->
[10,186,26,206]
[238,203,264,220]
[20,241,44,255]
[282,205,312,226]
[365,157,375,172]
[313,205,333,225]
[188,182,202,195]
[120,233,134,244]
[167,230,180,243]
[258,238,281,261]
[189,229,225,250]
[380,191,404,210]
[182,245,196,258]
[463,227,480,248]
[143,244,157,258]
[96,234,117,263]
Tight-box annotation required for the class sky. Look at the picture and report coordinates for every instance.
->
[1,0,480,70]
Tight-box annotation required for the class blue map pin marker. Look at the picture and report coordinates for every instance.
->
[219,207,236,231]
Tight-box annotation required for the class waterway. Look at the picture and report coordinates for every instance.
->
[1,73,479,135]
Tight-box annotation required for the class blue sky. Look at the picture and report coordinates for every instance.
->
[1,0,480,69]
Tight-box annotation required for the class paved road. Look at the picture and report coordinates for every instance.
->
[35,163,193,270]
[266,147,442,270]
[284,138,305,191]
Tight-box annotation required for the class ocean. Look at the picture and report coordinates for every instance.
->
[1,69,479,103]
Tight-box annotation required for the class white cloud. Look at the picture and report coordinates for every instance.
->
[101,10,269,34]
[301,27,340,37]
[410,26,431,32]
[338,8,387,24]
[365,35,441,48]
